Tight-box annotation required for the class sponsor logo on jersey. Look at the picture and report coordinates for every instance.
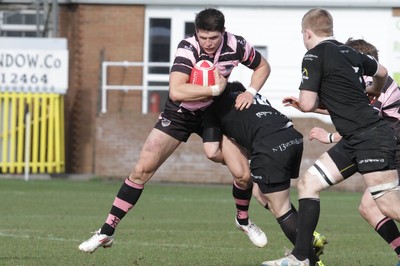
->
[251,173,262,180]
[304,53,318,61]
[272,138,303,152]
[256,111,273,118]
[302,68,309,82]
[161,117,171,127]
[183,44,194,52]
[237,39,246,46]
[358,158,385,164]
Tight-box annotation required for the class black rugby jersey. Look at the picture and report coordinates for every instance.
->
[203,83,292,151]
[299,39,387,138]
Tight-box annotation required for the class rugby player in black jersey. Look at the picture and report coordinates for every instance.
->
[202,81,324,266]
[263,8,400,266]
[309,38,400,264]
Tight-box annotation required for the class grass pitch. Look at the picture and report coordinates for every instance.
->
[0,178,397,265]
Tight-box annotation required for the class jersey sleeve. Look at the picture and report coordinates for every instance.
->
[360,54,379,77]
[170,37,198,75]
[299,50,322,93]
[239,37,261,70]
[226,33,261,70]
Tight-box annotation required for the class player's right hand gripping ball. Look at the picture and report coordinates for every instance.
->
[189,60,216,86]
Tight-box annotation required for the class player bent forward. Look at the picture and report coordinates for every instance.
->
[202,81,325,266]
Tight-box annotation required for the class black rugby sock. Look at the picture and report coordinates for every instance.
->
[233,181,252,225]
[292,198,320,261]
[277,204,297,244]
[277,204,320,264]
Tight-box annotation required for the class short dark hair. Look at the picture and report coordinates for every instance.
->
[345,38,379,61]
[195,8,225,32]
[226,81,246,93]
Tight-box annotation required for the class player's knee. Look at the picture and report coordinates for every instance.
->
[358,193,375,220]
[234,178,250,189]
[296,177,309,193]
[203,143,223,163]
[230,163,250,181]
[204,149,220,162]
[358,203,368,219]
[131,163,152,183]
[297,170,322,197]
[234,174,251,189]
[239,169,251,182]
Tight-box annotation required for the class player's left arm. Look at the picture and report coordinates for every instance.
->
[362,54,388,98]
[235,54,271,110]
[283,90,319,112]
[298,90,320,112]
[366,63,388,98]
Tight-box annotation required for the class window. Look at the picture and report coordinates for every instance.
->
[148,18,171,74]
[184,22,195,38]
[0,10,45,37]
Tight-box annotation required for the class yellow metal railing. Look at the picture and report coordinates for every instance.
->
[0,92,65,174]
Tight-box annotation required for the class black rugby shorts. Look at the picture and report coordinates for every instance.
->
[250,127,303,194]
[338,124,397,174]
[154,107,203,142]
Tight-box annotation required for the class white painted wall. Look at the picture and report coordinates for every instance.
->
[219,7,394,121]
[148,6,399,121]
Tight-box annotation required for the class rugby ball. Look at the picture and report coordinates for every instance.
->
[189,60,216,86]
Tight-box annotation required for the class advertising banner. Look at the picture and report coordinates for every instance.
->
[0,38,68,94]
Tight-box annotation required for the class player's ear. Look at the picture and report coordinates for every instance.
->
[304,29,313,40]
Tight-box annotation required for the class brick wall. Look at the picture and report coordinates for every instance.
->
[94,112,232,183]
[59,4,145,173]
[94,114,366,191]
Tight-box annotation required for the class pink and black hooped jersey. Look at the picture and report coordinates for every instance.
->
[169,31,261,111]
[366,75,400,121]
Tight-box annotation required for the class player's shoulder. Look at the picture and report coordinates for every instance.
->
[305,40,344,61]
[225,31,247,47]
[225,31,240,39]
[177,35,200,52]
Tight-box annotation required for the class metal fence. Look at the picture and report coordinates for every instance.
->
[0,92,65,174]
[101,61,170,114]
